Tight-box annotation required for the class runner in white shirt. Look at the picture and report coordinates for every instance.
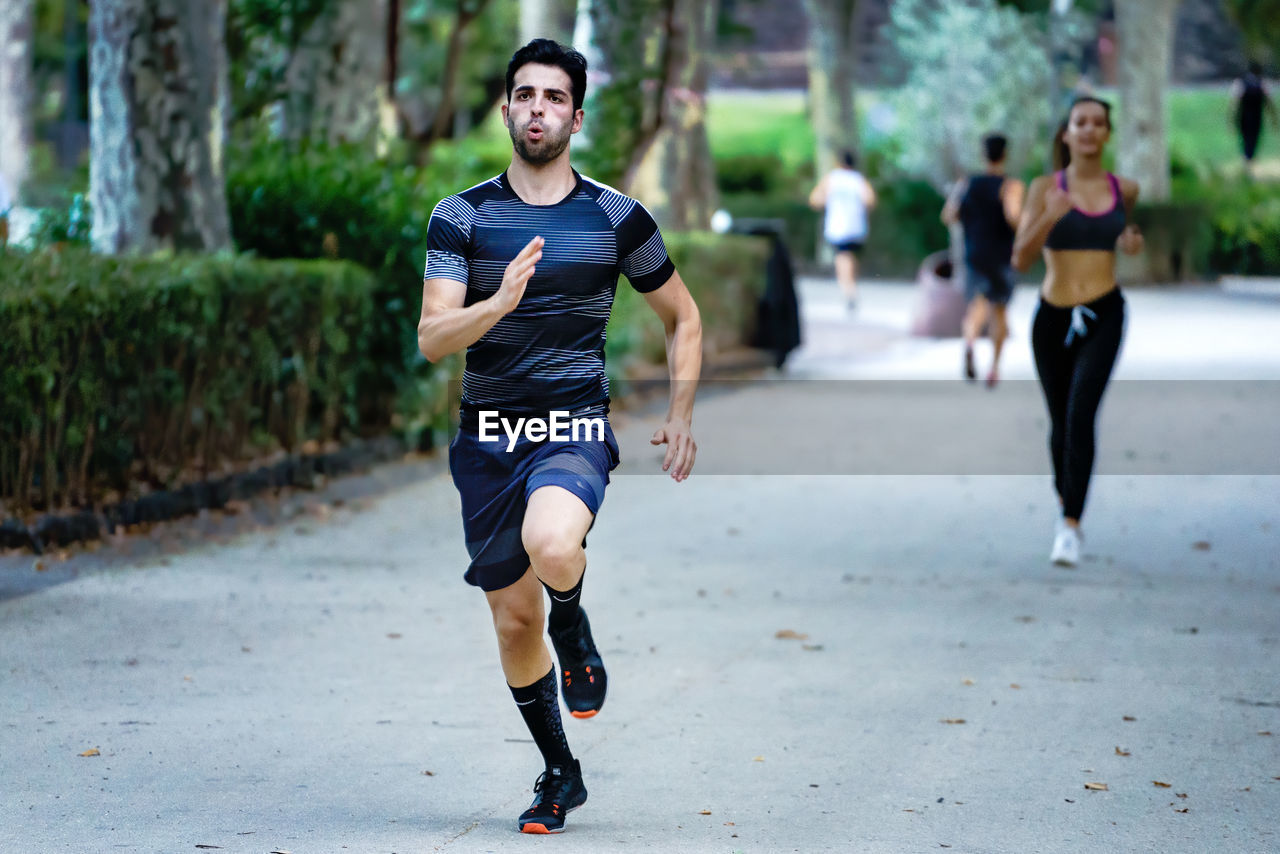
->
[809,150,877,312]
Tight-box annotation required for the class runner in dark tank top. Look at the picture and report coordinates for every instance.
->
[942,133,1024,388]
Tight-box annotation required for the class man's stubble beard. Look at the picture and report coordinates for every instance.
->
[507,115,572,166]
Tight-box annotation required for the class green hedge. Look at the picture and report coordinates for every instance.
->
[0,249,381,514]
[605,232,769,392]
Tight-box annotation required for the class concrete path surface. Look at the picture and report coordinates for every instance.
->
[2,278,1278,853]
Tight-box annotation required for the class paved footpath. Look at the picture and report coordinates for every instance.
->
[2,278,1279,854]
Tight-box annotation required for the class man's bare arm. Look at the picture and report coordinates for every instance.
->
[642,270,702,481]
[417,236,543,362]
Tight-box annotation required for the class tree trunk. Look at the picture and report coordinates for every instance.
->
[426,1,487,144]
[803,0,859,180]
[522,0,553,43]
[625,0,719,232]
[89,0,232,254]
[0,0,35,206]
[1114,0,1177,202]
[283,0,390,147]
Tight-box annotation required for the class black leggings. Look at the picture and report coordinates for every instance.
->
[1031,288,1125,521]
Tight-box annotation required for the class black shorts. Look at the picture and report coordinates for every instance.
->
[964,262,1015,305]
[829,239,864,255]
[449,412,620,592]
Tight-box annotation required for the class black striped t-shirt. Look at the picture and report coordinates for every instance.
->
[424,170,675,417]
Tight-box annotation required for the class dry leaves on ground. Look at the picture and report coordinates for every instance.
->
[78,748,99,757]
[1115,747,1131,756]
[775,629,809,640]
[941,718,966,725]
[1084,782,1108,791]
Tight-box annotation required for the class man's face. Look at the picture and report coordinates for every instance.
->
[502,63,583,166]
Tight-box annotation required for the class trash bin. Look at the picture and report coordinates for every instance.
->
[909,250,966,338]
[713,213,802,368]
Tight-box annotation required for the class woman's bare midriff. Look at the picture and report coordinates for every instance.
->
[1041,249,1117,307]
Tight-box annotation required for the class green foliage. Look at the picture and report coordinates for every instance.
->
[887,0,1057,189]
[1223,0,1280,57]
[28,193,91,248]
[227,0,335,124]
[716,153,791,195]
[0,249,379,514]
[605,233,769,392]
[1201,180,1280,275]
[226,137,499,420]
[399,0,519,136]
[865,179,949,275]
[575,0,669,186]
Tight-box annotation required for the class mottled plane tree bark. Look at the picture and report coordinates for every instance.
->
[89,0,232,253]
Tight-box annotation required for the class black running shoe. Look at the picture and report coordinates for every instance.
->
[548,608,607,718]
[518,759,588,834]
[964,346,976,382]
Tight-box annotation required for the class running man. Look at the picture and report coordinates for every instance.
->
[942,133,1025,388]
[809,150,876,312]
[1012,96,1143,567]
[417,39,702,834]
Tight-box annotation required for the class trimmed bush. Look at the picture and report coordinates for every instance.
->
[0,249,380,515]
[606,232,769,392]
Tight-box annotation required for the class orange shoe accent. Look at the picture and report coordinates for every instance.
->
[521,823,555,834]
[569,709,598,719]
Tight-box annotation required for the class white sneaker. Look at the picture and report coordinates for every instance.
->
[1050,524,1081,567]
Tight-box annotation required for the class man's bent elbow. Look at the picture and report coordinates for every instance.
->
[417,324,447,363]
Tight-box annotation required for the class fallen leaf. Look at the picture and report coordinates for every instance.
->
[1115,747,1131,756]
[1084,782,1108,791]
[1153,781,1171,788]
[1015,616,1036,623]
[775,629,809,640]
[801,644,825,651]
[421,770,434,776]
[723,822,735,826]
[940,719,966,725]
[699,809,712,815]
[962,679,975,686]
[1176,808,1190,813]
[753,756,765,762]
[195,847,222,851]
[1064,798,1075,803]
[1010,684,1021,690]
[1192,541,1211,551]
[387,633,402,640]
[78,748,100,757]
[34,560,46,572]
[1176,793,1188,799]
[1123,716,1137,722]
[1259,731,1273,736]
[241,647,252,654]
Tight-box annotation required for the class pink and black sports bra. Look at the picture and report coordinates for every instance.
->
[1044,171,1126,252]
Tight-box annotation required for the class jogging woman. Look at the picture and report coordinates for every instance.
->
[1012,97,1143,567]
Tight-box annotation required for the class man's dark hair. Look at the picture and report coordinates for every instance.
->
[840,150,857,169]
[506,39,589,112]
[983,134,1008,163]
[1247,60,1262,76]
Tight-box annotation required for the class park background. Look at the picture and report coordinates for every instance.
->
[0,0,1277,538]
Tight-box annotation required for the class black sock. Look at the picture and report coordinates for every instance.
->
[543,571,584,634]
[510,667,573,770]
